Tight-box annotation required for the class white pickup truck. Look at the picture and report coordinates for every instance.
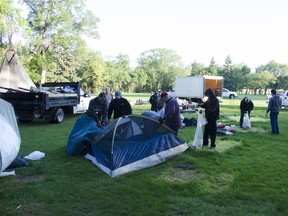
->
[222,88,238,99]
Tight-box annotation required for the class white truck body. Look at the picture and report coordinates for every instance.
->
[282,91,288,107]
[173,76,224,101]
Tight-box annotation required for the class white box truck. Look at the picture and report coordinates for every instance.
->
[173,76,224,102]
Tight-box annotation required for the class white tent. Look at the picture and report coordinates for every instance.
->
[0,98,21,174]
[0,48,36,92]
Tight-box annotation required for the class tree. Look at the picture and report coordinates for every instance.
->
[190,61,206,76]
[232,64,251,91]
[21,0,99,85]
[137,48,187,92]
[256,61,288,90]
[220,55,235,90]
[106,54,132,92]
[206,57,219,76]
[0,0,26,50]
[246,71,276,95]
[78,51,107,94]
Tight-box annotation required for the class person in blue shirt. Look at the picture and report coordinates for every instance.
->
[266,89,282,134]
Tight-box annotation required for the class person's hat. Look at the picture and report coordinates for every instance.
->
[115,90,121,99]
[160,91,168,98]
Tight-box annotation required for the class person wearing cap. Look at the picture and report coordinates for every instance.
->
[159,91,181,135]
[86,92,107,127]
[108,90,132,122]
[199,88,219,148]
[240,97,254,128]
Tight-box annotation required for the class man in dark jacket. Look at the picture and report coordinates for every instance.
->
[86,92,106,127]
[108,90,132,122]
[200,88,219,148]
[240,97,254,128]
[159,91,181,135]
[149,92,158,112]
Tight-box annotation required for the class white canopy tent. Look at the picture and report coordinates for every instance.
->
[0,98,21,174]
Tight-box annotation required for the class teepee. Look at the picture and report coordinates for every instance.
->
[0,47,36,92]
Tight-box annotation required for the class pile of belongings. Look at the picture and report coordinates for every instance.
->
[216,124,236,135]
[183,117,197,127]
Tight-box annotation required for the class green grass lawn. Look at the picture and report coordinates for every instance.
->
[1,94,287,216]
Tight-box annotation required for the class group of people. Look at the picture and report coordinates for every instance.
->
[86,87,132,127]
[239,88,282,135]
[149,87,282,148]
[87,86,282,148]
[197,88,282,148]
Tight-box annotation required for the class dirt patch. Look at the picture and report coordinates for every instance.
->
[16,175,45,183]
[162,163,203,182]
[172,163,196,170]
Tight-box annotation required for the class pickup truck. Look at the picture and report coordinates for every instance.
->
[0,82,92,123]
[222,88,238,99]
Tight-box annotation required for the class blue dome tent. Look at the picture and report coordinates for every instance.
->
[85,115,189,177]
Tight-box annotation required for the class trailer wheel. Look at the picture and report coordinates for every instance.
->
[50,108,64,123]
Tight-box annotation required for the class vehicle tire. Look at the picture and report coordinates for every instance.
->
[229,94,235,99]
[50,108,64,123]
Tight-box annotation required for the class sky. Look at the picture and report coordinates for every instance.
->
[86,0,288,70]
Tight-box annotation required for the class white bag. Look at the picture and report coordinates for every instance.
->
[242,112,251,129]
[191,112,205,148]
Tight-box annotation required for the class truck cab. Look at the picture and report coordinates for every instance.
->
[222,88,238,99]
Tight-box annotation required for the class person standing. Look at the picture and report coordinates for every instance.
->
[240,97,254,128]
[108,90,132,122]
[149,92,158,112]
[266,89,282,134]
[104,86,113,124]
[200,88,219,148]
[159,91,181,135]
[157,90,164,111]
[86,92,106,127]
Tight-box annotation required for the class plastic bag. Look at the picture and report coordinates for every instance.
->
[242,112,251,129]
[24,151,45,160]
[191,112,205,148]
[197,111,207,126]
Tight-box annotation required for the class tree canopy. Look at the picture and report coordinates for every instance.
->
[0,1,286,94]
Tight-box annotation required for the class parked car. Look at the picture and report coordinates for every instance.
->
[222,88,238,99]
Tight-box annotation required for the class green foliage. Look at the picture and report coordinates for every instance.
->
[21,0,99,85]
[79,51,107,93]
[0,95,287,215]
[1,1,287,95]
[137,48,188,91]
[256,61,288,90]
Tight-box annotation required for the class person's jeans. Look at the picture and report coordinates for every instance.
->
[240,111,250,127]
[270,112,279,134]
[203,119,217,147]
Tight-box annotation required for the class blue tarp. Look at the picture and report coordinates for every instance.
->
[66,114,104,156]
